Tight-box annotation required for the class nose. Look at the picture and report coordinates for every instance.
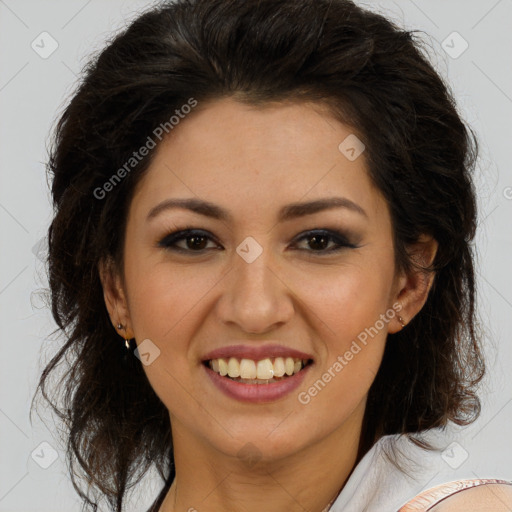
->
[215,244,295,334]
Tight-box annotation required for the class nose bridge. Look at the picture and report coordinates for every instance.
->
[236,244,275,296]
[218,237,294,333]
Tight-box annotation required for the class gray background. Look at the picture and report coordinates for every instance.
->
[0,0,511,510]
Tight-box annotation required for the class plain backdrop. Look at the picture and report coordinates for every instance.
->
[0,0,511,510]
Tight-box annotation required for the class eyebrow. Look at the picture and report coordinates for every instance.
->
[146,196,368,223]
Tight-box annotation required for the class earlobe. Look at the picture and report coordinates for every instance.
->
[392,234,438,332]
[98,257,134,338]
[388,298,408,334]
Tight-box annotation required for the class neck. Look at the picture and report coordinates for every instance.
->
[159,402,366,512]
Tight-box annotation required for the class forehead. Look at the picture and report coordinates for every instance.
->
[129,97,387,224]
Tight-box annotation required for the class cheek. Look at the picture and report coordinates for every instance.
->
[122,258,212,410]
[292,256,395,393]
[295,273,391,422]
[294,260,395,338]
[124,252,218,341]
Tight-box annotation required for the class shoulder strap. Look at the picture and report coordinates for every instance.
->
[398,479,512,511]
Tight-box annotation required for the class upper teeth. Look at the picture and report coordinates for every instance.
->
[208,357,307,379]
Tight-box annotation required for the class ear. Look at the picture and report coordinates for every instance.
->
[389,234,438,334]
[98,256,134,339]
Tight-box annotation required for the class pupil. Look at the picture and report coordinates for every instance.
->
[188,235,206,250]
[309,234,328,250]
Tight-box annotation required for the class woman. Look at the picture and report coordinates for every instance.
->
[34,0,512,510]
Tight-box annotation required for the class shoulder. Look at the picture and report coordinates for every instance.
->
[430,483,512,511]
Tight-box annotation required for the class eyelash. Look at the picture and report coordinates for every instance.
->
[157,225,358,255]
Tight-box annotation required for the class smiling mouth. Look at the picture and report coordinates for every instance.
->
[203,357,314,384]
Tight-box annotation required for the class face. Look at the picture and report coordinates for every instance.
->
[102,97,413,464]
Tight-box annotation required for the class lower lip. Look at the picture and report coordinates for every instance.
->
[203,363,312,403]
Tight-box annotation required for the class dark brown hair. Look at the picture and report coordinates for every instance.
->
[32,0,484,510]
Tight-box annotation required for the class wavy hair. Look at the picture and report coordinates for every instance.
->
[32,0,484,510]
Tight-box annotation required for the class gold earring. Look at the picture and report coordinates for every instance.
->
[117,323,131,350]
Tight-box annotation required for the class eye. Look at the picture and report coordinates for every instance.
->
[291,229,358,254]
[157,227,358,255]
[157,228,220,254]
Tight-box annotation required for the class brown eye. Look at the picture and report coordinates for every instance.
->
[158,229,220,253]
[293,229,357,254]
[182,234,209,250]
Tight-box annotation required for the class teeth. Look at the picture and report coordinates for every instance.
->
[207,356,308,381]
[273,357,285,377]
[218,358,228,376]
[240,359,257,379]
[227,357,240,378]
[285,357,295,376]
[256,359,274,380]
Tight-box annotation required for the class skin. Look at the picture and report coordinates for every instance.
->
[99,97,439,512]
[430,484,512,511]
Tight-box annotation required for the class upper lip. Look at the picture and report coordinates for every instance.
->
[202,344,314,362]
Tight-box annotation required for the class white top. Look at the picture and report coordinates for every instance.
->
[330,425,512,511]
[147,424,512,512]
